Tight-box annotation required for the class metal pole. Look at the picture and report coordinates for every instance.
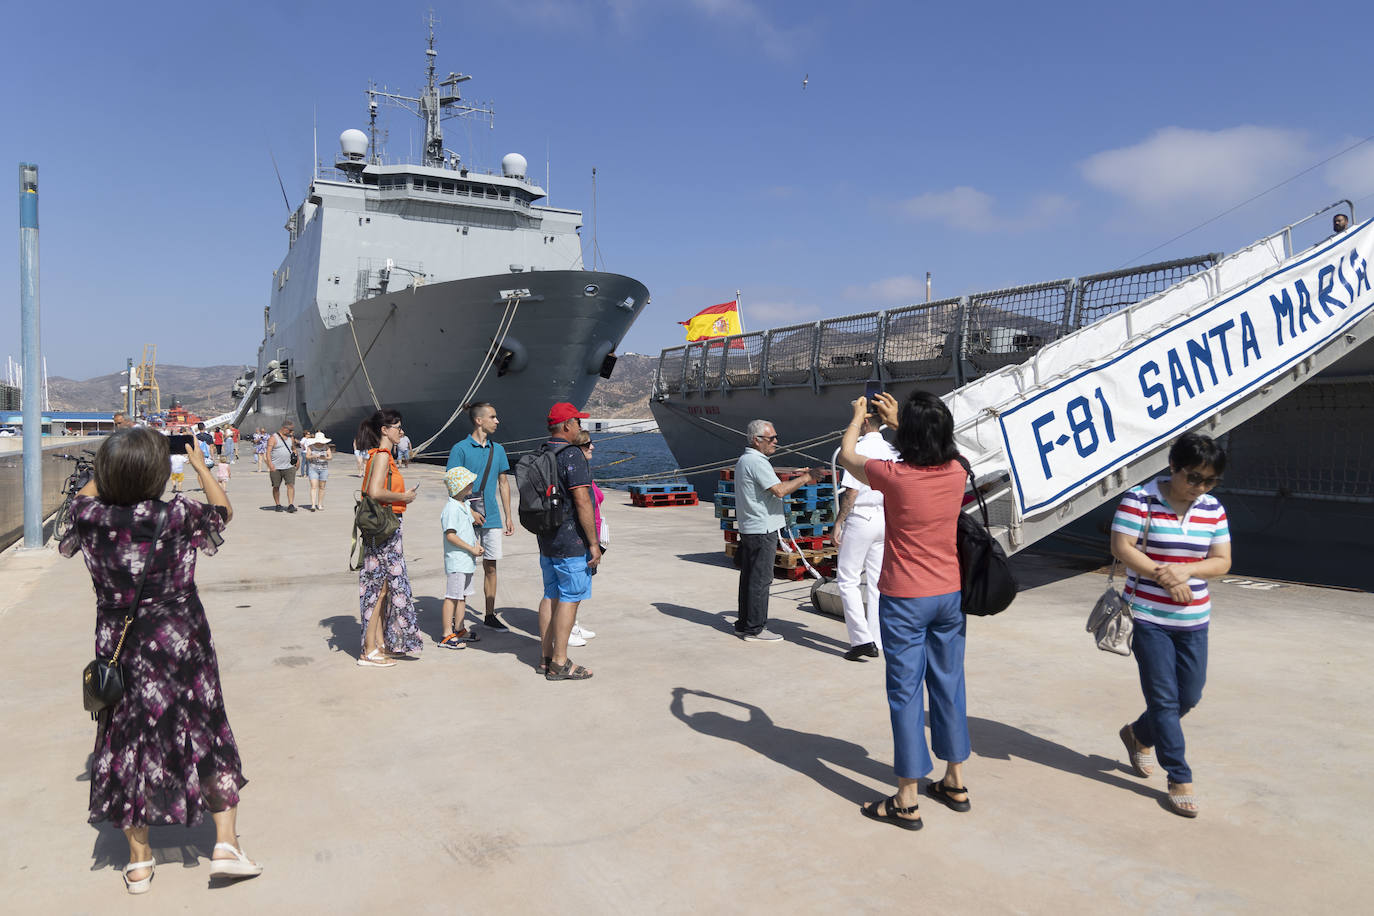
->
[926,271,932,303]
[126,357,134,417]
[19,163,42,548]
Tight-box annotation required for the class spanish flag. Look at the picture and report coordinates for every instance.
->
[680,300,743,342]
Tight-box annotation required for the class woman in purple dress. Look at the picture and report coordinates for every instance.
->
[60,428,263,894]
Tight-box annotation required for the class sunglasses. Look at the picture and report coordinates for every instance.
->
[1182,471,1222,488]
[755,435,778,442]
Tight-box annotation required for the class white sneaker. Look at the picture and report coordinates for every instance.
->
[571,624,596,640]
[567,632,588,648]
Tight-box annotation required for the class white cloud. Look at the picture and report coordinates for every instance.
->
[685,0,806,58]
[1325,139,1374,201]
[1080,126,1311,208]
[843,275,926,303]
[896,187,1075,232]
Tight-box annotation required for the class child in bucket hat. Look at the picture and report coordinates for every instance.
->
[439,467,484,648]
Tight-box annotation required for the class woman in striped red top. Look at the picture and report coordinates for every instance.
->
[1110,432,1232,818]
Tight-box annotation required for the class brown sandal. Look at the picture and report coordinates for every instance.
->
[545,659,593,681]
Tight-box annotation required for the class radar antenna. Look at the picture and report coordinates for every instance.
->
[366,11,494,169]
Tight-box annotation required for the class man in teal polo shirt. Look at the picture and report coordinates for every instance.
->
[446,402,514,630]
[735,420,821,641]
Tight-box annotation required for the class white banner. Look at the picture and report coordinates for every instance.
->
[998,222,1374,516]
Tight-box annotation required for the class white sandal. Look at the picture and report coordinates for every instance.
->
[356,649,395,668]
[123,859,155,894]
[209,842,263,879]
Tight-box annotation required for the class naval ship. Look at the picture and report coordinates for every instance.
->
[232,26,649,453]
[651,206,1374,589]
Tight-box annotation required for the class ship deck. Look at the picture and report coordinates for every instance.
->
[3,457,1371,912]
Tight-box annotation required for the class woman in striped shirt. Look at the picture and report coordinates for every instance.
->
[1110,432,1232,818]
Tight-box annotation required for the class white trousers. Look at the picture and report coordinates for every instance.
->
[836,509,885,648]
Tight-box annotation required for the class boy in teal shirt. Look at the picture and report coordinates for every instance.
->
[439,467,484,648]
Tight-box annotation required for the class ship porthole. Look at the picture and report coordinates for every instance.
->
[583,284,599,296]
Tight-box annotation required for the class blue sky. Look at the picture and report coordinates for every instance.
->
[5,0,1372,379]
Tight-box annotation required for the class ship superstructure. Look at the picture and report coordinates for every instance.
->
[238,22,648,452]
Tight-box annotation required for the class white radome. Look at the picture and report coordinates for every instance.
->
[340,129,368,157]
[501,153,527,179]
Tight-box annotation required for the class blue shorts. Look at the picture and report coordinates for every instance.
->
[540,553,592,603]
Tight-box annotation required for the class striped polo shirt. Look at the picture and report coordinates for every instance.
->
[1110,479,1230,630]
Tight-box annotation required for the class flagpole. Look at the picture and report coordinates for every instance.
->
[736,289,753,372]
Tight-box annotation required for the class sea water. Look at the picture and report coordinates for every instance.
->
[587,430,684,489]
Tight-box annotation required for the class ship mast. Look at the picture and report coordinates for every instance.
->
[366,12,494,170]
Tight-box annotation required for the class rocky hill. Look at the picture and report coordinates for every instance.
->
[583,352,656,418]
[47,353,659,419]
[48,365,242,417]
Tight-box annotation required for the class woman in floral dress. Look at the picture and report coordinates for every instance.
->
[356,408,421,667]
[61,427,263,894]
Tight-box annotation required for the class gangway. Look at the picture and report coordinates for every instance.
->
[202,378,262,430]
[950,203,1372,556]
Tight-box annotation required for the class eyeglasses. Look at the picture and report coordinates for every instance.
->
[755,435,778,442]
[1183,471,1222,488]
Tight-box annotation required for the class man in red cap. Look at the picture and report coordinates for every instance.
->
[536,402,601,680]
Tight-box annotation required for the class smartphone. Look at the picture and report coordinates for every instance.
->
[864,381,884,409]
[168,434,195,454]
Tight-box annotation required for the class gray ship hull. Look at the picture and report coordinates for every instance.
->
[255,269,648,455]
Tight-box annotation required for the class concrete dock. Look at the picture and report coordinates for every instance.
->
[3,458,1372,913]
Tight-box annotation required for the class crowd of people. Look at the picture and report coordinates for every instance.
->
[737,392,1231,830]
[61,386,1234,897]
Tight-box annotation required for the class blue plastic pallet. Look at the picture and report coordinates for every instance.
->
[786,523,830,538]
[628,483,694,496]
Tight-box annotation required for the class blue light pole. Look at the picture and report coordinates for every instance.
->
[19,163,42,547]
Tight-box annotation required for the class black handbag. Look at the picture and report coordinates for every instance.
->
[954,456,1018,616]
[82,506,167,719]
[467,445,496,519]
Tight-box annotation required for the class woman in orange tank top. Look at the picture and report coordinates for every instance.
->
[356,408,420,668]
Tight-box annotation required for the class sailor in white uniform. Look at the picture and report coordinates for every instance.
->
[834,413,898,661]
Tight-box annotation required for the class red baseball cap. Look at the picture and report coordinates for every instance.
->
[547,402,590,425]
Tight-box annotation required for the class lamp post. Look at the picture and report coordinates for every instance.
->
[19,163,42,547]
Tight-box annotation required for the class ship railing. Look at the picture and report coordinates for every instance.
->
[653,253,1220,398]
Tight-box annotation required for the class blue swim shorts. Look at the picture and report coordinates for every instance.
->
[539,553,592,603]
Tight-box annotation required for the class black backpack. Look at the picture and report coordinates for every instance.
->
[514,441,572,536]
[955,456,1018,616]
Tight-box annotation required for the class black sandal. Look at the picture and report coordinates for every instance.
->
[861,795,923,831]
[926,780,971,812]
[545,659,593,681]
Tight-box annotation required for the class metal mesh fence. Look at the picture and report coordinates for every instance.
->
[766,323,818,387]
[818,312,881,382]
[657,347,688,395]
[723,333,767,387]
[883,298,963,381]
[964,280,1072,374]
[684,343,710,390]
[1075,255,1219,328]
[1221,379,1374,500]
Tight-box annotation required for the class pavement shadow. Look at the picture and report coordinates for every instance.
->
[89,820,217,874]
[319,614,360,660]
[462,607,543,669]
[652,601,736,635]
[675,551,736,570]
[412,594,446,642]
[968,714,1158,798]
[670,688,891,804]
[653,601,847,655]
